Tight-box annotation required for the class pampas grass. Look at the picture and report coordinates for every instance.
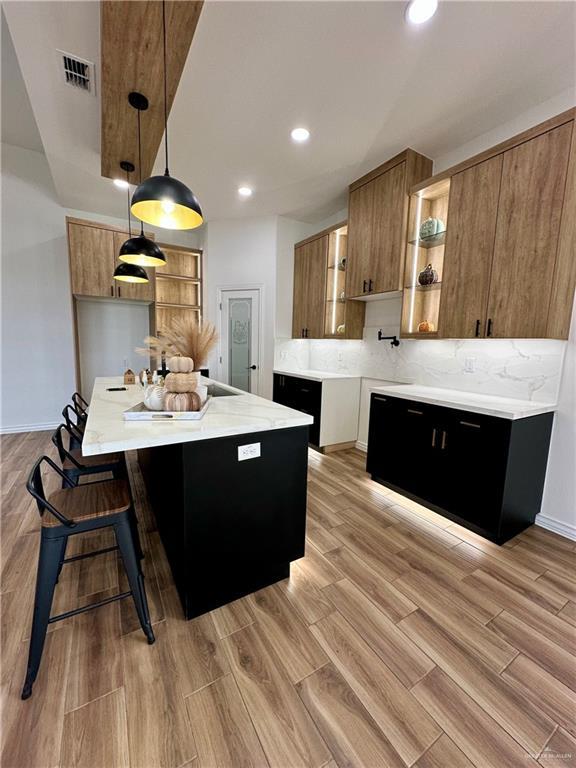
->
[137,316,218,370]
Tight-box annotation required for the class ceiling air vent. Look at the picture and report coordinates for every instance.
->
[57,50,95,95]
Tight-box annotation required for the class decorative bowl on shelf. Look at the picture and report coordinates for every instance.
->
[419,217,444,240]
[418,264,439,286]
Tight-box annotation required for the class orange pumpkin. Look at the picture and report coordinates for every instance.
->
[165,372,198,393]
[167,356,194,373]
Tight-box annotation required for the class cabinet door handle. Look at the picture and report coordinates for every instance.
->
[407,408,423,415]
[118,286,121,298]
[368,279,374,292]
[363,280,368,293]
[486,318,493,337]
[460,420,481,429]
[475,319,481,337]
[301,388,310,393]
[373,396,387,403]
[305,328,309,338]
[431,428,437,447]
[441,430,447,450]
[110,285,114,297]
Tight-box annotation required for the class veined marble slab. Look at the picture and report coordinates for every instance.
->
[370,383,556,420]
[273,368,361,382]
[83,377,312,456]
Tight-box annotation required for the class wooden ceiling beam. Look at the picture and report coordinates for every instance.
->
[100,0,203,181]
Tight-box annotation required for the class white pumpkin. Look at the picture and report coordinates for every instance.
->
[143,385,166,411]
[168,355,194,373]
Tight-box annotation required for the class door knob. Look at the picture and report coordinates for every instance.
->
[246,365,257,370]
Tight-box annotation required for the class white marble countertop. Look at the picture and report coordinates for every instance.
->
[83,376,313,456]
[370,383,556,420]
[274,368,361,382]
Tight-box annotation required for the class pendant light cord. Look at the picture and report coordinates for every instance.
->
[162,0,169,176]
[137,107,145,236]
[126,167,132,238]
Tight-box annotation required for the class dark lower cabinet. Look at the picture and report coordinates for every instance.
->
[367,394,554,544]
[273,373,321,447]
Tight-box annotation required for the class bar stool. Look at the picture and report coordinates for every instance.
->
[21,456,155,700]
[62,404,85,450]
[52,423,126,487]
[72,392,89,420]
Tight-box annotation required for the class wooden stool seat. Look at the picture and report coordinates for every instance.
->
[63,448,123,470]
[43,480,131,527]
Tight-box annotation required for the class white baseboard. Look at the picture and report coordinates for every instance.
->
[0,421,59,435]
[535,513,576,542]
[355,440,368,453]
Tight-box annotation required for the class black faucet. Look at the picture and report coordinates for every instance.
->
[377,330,400,347]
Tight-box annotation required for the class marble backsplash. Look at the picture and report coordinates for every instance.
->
[274,336,566,404]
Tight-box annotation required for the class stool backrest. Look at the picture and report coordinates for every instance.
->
[62,404,85,436]
[51,424,82,468]
[27,456,75,527]
[72,392,89,415]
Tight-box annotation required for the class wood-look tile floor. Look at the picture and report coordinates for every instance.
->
[1,430,575,768]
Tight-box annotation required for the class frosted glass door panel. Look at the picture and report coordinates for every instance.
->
[229,298,252,391]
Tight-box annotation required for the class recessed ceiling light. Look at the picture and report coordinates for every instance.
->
[113,178,130,189]
[405,0,438,24]
[291,127,310,143]
[238,186,253,198]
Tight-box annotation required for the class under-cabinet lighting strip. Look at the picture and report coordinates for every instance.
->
[331,231,341,335]
[408,194,423,334]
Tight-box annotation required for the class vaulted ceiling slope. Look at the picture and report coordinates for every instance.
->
[3,1,575,224]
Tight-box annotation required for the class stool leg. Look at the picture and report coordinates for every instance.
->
[128,507,144,560]
[114,520,154,644]
[22,535,67,699]
[55,537,68,584]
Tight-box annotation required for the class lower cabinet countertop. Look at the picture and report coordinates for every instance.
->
[370,383,556,420]
[274,368,361,382]
[82,376,313,456]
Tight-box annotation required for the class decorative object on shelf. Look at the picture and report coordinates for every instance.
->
[336,324,345,335]
[377,331,400,347]
[137,316,217,371]
[339,290,346,301]
[143,384,166,411]
[167,355,194,373]
[165,372,198,393]
[119,95,167,268]
[164,391,201,412]
[131,0,202,231]
[418,320,436,333]
[338,256,347,270]
[418,263,439,286]
[419,217,444,240]
[123,369,136,385]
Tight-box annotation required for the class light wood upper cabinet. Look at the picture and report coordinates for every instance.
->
[68,223,115,298]
[112,232,155,302]
[346,149,433,299]
[370,162,408,293]
[438,155,503,338]
[486,122,572,338]
[292,237,327,338]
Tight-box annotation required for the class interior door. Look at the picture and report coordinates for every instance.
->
[68,223,115,298]
[370,162,406,293]
[220,289,260,393]
[438,155,503,338]
[486,122,572,338]
[346,182,374,297]
[292,245,308,338]
[305,235,328,339]
[112,232,155,302]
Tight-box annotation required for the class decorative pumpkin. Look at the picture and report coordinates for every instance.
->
[143,384,166,411]
[418,320,436,333]
[164,391,202,412]
[165,372,198,393]
[167,355,194,373]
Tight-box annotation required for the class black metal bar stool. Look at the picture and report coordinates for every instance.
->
[52,423,126,486]
[62,404,85,450]
[72,392,89,420]
[21,456,155,700]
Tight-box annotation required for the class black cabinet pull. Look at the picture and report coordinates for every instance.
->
[110,285,114,297]
[407,408,423,415]
[305,328,309,338]
[475,319,481,337]
[363,279,368,293]
[460,420,481,429]
[487,318,493,337]
[373,396,387,403]
[118,286,121,298]
[431,428,437,447]
[368,279,374,292]
[441,430,447,450]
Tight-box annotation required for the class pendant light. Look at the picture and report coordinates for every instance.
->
[113,162,149,284]
[131,0,203,230]
[119,94,167,267]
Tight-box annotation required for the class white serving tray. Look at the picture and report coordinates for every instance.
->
[123,396,212,421]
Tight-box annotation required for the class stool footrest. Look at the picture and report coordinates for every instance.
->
[48,590,131,623]
[63,545,118,564]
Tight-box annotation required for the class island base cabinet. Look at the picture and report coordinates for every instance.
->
[138,426,309,619]
[367,395,553,544]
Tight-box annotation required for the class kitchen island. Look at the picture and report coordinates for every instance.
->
[83,377,313,619]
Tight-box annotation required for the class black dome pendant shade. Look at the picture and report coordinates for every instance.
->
[130,1,202,231]
[113,161,150,284]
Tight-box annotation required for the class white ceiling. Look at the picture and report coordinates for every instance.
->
[3,1,575,224]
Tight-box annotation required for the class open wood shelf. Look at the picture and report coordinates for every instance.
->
[408,231,447,248]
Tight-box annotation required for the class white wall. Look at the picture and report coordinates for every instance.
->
[1,143,75,431]
[202,216,278,398]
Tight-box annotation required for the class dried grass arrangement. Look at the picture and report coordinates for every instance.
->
[137,316,218,370]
